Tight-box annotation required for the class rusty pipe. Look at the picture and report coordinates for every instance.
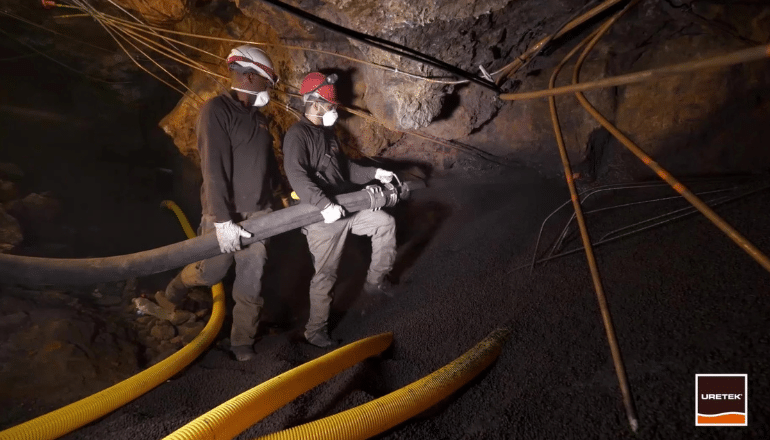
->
[501,43,770,101]
[548,1,641,432]
[571,26,770,275]
[496,0,627,83]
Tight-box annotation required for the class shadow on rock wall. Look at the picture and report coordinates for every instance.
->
[607,36,770,182]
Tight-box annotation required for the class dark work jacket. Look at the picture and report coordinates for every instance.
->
[283,117,376,209]
[197,92,278,222]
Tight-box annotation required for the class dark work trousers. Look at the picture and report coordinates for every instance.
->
[170,209,271,347]
[302,209,396,337]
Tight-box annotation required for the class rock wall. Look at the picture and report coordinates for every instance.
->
[150,0,770,180]
[5,0,770,179]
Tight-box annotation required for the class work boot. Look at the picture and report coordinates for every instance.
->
[231,345,257,362]
[154,291,179,314]
[163,274,188,305]
[304,330,335,348]
[362,276,394,297]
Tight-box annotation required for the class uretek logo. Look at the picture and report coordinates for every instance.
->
[696,374,747,426]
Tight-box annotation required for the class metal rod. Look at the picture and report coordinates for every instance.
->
[519,184,770,269]
[529,181,686,273]
[496,0,627,83]
[512,182,769,271]
[563,3,641,431]
[546,183,679,260]
[599,197,729,242]
[532,175,761,271]
[258,0,499,91]
[542,182,698,264]
[547,3,640,431]
[501,43,770,101]
[552,186,739,256]
[572,25,770,275]
[597,193,734,242]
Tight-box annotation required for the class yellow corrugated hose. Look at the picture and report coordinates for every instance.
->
[255,328,511,440]
[161,200,198,240]
[164,332,394,440]
[0,200,225,440]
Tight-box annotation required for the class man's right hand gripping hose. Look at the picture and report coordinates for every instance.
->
[214,220,253,253]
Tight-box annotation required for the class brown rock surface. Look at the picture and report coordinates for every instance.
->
[0,180,18,203]
[0,286,139,424]
[0,206,22,254]
[614,34,770,178]
[112,0,189,25]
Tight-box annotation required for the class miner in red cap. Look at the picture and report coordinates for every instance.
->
[283,71,398,347]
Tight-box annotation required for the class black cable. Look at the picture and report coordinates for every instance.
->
[257,0,501,92]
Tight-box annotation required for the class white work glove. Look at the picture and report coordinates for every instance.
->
[214,220,253,253]
[320,203,345,223]
[375,168,395,184]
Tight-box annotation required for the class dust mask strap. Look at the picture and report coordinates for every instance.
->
[232,87,270,107]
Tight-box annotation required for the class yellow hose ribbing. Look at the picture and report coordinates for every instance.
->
[0,201,224,440]
[161,200,198,240]
[255,328,510,440]
[165,333,394,440]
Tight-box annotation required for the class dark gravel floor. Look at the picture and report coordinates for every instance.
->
[23,165,766,440]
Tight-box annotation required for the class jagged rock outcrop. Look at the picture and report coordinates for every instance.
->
[5,0,770,176]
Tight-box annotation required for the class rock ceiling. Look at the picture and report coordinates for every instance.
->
[2,0,770,176]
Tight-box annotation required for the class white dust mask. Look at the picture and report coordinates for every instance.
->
[232,87,270,107]
[322,108,338,126]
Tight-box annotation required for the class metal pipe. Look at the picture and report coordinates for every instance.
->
[496,0,627,83]
[0,181,424,286]
[500,43,770,101]
[549,1,641,431]
[571,24,770,274]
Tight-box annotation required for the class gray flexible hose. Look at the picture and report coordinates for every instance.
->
[0,181,424,286]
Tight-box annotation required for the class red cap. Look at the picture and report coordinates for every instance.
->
[300,72,338,104]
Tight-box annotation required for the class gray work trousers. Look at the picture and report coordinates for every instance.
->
[302,209,396,336]
[172,210,270,347]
